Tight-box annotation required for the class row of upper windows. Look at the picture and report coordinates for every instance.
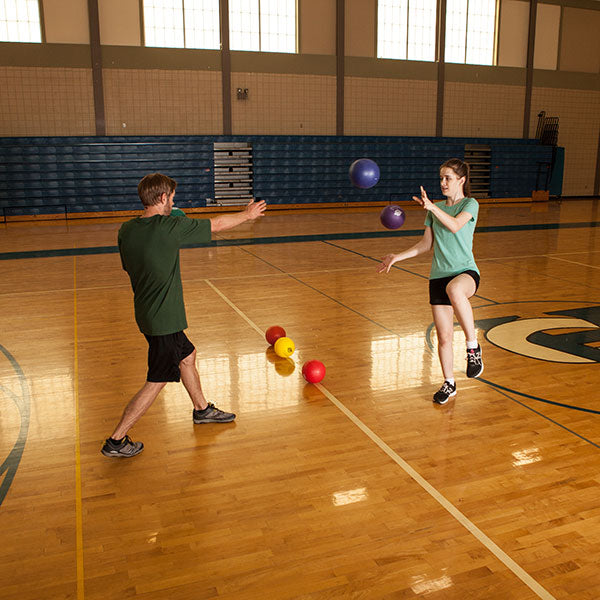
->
[0,0,498,66]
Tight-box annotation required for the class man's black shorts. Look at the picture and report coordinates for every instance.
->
[429,270,480,306]
[144,331,195,382]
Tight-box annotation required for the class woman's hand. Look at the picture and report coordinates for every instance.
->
[377,254,398,274]
[413,186,435,211]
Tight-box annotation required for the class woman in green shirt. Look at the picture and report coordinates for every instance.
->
[378,158,483,405]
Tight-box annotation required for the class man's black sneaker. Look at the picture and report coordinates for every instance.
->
[433,381,457,405]
[193,402,236,424]
[101,435,144,458]
[466,345,484,378]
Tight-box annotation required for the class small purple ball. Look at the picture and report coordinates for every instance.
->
[380,205,405,230]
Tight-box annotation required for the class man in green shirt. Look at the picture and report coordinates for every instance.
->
[102,173,267,458]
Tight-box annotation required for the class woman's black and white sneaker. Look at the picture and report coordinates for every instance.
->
[466,345,484,378]
[433,381,457,405]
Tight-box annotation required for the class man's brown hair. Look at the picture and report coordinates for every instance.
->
[137,173,177,207]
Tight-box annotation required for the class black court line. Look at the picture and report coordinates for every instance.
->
[235,245,404,337]
[423,317,600,449]
[479,381,600,450]
[239,241,600,451]
[322,240,500,304]
[0,344,31,507]
[1,220,599,262]
[479,378,600,415]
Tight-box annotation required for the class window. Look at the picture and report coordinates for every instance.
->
[143,0,220,49]
[143,0,296,53]
[445,0,496,65]
[229,0,296,53]
[185,0,220,49]
[377,0,497,65]
[377,0,437,62]
[0,0,42,43]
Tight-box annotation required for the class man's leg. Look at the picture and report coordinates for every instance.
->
[179,349,208,410]
[101,381,166,457]
[179,349,236,424]
[110,381,167,439]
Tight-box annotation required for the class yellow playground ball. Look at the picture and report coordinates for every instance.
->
[274,336,295,358]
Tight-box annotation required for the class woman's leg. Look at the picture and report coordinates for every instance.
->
[446,273,483,377]
[446,273,477,341]
[432,304,456,380]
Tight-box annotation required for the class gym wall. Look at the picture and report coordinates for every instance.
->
[0,0,598,196]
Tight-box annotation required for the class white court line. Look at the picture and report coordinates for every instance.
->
[316,384,555,600]
[204,280,265,337]
[548,256,600,270]
[205,278,556,600]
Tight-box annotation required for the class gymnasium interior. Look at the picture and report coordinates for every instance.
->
[1,1,599,599]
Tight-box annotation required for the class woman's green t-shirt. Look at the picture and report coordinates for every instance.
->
[424,197,479,280]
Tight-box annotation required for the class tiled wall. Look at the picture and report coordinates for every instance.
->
[0,67,95,136]
[443,82,525,139]
[530,87,600,196]
[1,64,597,196]
[103,69,222,135]
[230,73,336,135]
[344,77,437,136]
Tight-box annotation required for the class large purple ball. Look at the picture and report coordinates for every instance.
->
[380,205,405,230]
[349,158,380,189]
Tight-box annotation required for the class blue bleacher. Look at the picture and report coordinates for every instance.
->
[0,134,556,217]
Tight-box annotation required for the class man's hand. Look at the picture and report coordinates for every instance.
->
[245,199,267,221]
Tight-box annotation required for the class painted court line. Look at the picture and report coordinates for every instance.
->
[549,256,600,270]
[206,279,556,600]
[73,258,85,600]
[204,280,265,338]
[316,384,556,600]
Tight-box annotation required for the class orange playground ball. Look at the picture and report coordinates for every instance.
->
[302,360,326,384]
[266,325,286,346]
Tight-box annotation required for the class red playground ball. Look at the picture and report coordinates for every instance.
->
[380,205,406,230]
[302,360,326,384]
[266,326,286,346]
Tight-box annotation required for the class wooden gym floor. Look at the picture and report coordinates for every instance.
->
[1,198,599,599]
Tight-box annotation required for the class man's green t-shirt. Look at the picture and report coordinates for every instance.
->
[118,215,211,336]
[424,197,479,280]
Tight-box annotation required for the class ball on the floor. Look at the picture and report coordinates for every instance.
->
[302,360,326,384]
[266,325,286,346]
[274,336,295,358]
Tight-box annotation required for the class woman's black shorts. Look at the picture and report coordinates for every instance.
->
[144,331,195,382]
[429,270,480,306]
